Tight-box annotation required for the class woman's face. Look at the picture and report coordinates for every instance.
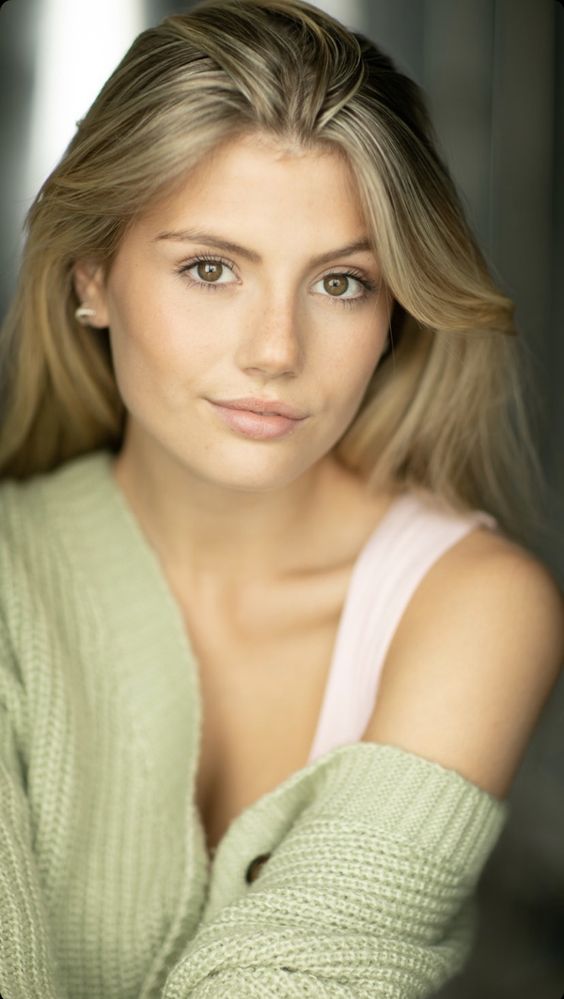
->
[74,133,393,492]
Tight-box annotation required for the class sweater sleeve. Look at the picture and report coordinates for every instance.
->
[161,743,509,999]
[0,607,66,999]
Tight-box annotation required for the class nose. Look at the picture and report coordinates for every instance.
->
[235,288,304,378]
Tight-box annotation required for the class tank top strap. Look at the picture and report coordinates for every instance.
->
[307,492,498,763]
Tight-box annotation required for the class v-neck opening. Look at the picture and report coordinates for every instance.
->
[55,448,406,863]
[97,449,406,760]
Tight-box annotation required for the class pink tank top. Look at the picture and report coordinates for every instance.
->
[307,491,498,764]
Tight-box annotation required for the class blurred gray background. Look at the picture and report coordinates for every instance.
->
[1,1,563,995]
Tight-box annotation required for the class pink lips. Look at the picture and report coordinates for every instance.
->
[208,400,307,440]
[210,396,306,420]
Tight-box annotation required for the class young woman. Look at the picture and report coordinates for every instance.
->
[0,1,562,996]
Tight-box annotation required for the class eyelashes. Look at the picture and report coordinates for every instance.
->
[177,255,237,290]
[175,253,379,308]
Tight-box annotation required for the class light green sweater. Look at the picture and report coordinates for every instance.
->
[0,449,508,998]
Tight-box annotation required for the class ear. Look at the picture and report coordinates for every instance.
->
[72,260,110,327]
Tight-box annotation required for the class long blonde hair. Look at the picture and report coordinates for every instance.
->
[0,0,548,544]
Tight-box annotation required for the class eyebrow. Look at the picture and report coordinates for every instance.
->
[153,227,375,267]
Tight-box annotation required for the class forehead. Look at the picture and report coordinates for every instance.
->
[136,133,366,236]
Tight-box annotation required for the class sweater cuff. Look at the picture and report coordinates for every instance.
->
[301,741,509,879]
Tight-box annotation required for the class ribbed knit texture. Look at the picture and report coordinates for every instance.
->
[0,449,509,998]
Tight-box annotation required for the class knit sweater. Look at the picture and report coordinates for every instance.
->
[0,449,509,999]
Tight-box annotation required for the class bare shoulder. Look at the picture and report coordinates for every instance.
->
[392,523,564,643]
[361,524,564,800]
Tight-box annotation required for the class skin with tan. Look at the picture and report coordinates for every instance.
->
[73,133,393,615]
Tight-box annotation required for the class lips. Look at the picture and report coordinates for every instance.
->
[209,397,306,420]
[209,401,307,440]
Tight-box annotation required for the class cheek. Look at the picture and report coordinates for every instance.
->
[318,312,388,392]
[106,282,216,396]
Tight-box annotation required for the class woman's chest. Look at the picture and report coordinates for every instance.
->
[183,580,349,856]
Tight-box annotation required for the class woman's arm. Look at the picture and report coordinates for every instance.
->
[360,529,564,799]
[161,532,562,999]
[162,747,508,997]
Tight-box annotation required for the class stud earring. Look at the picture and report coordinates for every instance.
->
[75,304,97,325]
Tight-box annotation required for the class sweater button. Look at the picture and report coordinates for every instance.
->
[245,852,271,883]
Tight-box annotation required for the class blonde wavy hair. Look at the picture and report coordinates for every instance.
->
[0,0,548,543]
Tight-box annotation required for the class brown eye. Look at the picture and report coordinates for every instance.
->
[197,261,223,283]
[323,275,350,297]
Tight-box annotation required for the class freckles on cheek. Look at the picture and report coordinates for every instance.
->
[329,340,383,414]
[116,303,215,413]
